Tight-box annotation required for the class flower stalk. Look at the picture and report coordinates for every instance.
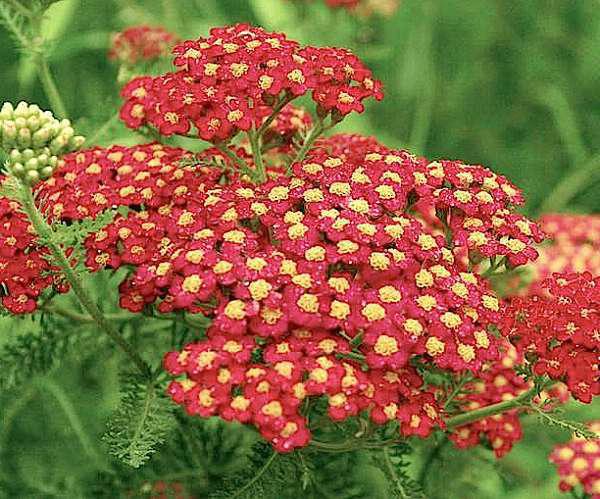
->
[444,383,546,430]
[17,182,151,379]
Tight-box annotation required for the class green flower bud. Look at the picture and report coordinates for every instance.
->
[26,170,40,183]
[32,127,52,147]
[40,166,54,179]
[0,102,14,120]
[27,116,41,132]
[70,135,86,149]
[14,117,27,129]
[25,158,39,171]
[13,101,29,118]
[37,153,49,166]
[23,149,36,161]
[10,162,25,175]
[17,127,32,148]
[9,149,22,163]
[1,121,17,146]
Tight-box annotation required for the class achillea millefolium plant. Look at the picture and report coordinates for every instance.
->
[0,2,598,498]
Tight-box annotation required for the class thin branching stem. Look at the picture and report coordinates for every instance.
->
[231,451,277,498]
[287,117,326,173]
[18,182,151,378]
[248,128,266,183]
[445,380,552,430]
[214,142,256,179]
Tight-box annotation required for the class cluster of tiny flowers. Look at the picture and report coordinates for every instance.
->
[410,159,545,268]
[0,185,68,313]
[155,134,545,451]
[1,102,85,184]
[503,272,599,403]
[549,421,600,498]
[109,25,177,65]
[119,24,382,142]
[449,344,531,457]
[293,0,399,17]
[527,214,600,294]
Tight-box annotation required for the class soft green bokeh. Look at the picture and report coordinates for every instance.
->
[1,1,598,498]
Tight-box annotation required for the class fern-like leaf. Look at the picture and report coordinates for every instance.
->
[103,374,176,468]
[209,442,300,499]
[529,404,598,439]
[0,315,80,390]
[374,445,425,499]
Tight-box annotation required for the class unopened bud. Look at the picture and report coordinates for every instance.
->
[0,101,86,185]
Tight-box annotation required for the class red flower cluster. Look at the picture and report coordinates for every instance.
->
[109,26,177,65]
[0,126,547,451]
[156,135,543,451]
[262,104,313,154]
[119,24,382,142]
[292,0,399,17]
[0,179,70,313]
[528,214,600,294]
[449,344,530,457]
[503,272,600,403]
[549,421,600,498]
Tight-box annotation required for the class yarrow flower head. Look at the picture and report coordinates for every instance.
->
[109,25,177,65]
[0,101,85,184]
[549,421,600,498]
[119,24,383,142]
[503,272,600,403]
[526,214,600,295]
[292,0,399,16]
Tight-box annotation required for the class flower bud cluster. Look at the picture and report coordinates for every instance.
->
[0,102,84,184]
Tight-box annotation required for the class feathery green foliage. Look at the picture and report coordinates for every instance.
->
[103,373,176,468]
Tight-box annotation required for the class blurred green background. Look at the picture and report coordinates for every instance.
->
[1,0,599,498]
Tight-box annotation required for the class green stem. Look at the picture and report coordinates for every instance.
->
[538,153,600,214]
[43,379,108,470]
[336,351,366,363]
[18,183,151,378]
[43,304,134,323]
[443,373,472,410]
[256,94,293,136]
[214,142,256,179]
[382,446,410,499]
[287,118,325,173]
[445,385,541,430]
[37,57,68,118]
[231,451,277,498]
[248,129,266,183]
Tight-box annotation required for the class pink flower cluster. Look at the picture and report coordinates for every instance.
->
[550,421,600,498]
[528,214,600,294]
[109,25,177,65]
